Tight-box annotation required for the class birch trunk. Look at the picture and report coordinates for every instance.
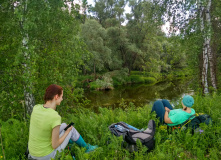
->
[22,0,35,115]
[199,2,209,94]
[206,0,217,91]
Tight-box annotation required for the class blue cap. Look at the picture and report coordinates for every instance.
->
[182,95,194,107]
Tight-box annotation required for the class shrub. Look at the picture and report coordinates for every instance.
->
[90,81,100,90]
[143,77,156,84]
[130,71,145,75]
[89,75,113,90]
[130,75,145,84]
[112,77,122,86]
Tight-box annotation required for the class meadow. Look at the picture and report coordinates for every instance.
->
[0,93,221,160]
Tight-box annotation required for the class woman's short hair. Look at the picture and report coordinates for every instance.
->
[44,84,63,103]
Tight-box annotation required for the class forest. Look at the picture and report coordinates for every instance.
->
[0,0,221,159]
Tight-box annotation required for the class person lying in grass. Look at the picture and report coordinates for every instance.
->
[151,95,195,126]
[28,84,98,160]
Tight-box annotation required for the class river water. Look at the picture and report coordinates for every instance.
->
[84,80,194,109]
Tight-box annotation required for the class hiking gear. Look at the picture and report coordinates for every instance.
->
[125,124,141,131]
[183,113,212,130]
[85,144,98,153]
[168,113,212,134]
[109,120,156,152]
[182,95,194,107]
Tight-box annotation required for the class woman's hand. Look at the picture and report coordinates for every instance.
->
[65,126,73,134]
[52,125,73,149]
[165,107,170,112]
[164,107,173,124]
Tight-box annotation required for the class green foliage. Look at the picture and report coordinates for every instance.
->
[0,119,29,159]
[89,81,100,90]
[129,75,156,85]
[89,74,113,90]
[86,69,158,89]
[143,77,156,84]
[0,0,89,120]
[80,19,112,74]
[130,75,145,84]
[75,75,94,88]
[1,94,221,159]
[111,69,130,86]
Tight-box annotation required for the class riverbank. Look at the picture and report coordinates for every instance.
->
[1,94,220,159]
[84,79,193,109]
[76,69,191,90]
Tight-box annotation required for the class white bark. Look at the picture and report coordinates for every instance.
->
[199,1,209,94]
[206,0,217,91]
[22,0,35,114]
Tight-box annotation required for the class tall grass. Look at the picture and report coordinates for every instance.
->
[1,94,221,159]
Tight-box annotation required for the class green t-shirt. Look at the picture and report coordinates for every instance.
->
[167,108,195,126]
[28,104,61,157]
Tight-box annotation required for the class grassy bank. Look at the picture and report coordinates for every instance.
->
[75,69,191,90]
[1,94,220,159]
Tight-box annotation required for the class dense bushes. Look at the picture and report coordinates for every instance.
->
[1,94,221,159]
[88,70,158,90]
[73,69,191,90]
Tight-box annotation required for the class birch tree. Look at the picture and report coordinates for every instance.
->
[161,0,217,94]
[199,0,216,94]
[205,0,216,91]
[0,0,86,120]
[19,0,35,114]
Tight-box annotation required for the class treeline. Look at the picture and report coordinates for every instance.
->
[80,0,187,77]
[1,0,221,121]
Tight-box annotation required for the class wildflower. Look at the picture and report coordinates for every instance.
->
[0,156,3,159]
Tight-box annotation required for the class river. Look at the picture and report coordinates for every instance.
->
[84,80,194,109]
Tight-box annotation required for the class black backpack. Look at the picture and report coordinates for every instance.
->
[185,114,212,128]
[172,113,212,134]
[108,120,156,152]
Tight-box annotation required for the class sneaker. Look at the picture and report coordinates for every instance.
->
[85,144,98,153]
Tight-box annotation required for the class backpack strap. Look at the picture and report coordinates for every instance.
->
[180,113,196,130]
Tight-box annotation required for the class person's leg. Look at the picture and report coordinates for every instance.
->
[161,99,173,110]
[60,123,98,153]
[60,123,68,133]
[71,129,98,153]
[55,126,73,153]
[151,100,165,123]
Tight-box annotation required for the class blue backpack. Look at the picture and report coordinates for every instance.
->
[108,120,156,152]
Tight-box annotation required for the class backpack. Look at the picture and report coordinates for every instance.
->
[108,120,156,152]
[171,113,212,134]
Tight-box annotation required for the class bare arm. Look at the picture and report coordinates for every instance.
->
[51,125,73,149]
[164,108,173,124]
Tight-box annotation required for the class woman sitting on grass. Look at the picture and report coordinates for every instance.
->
[151,95,195,126]
[28,84,97,160]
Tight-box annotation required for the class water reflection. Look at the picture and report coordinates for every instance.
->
[84,80,193,108]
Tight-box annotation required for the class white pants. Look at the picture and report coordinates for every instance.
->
[29,123,80,160]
